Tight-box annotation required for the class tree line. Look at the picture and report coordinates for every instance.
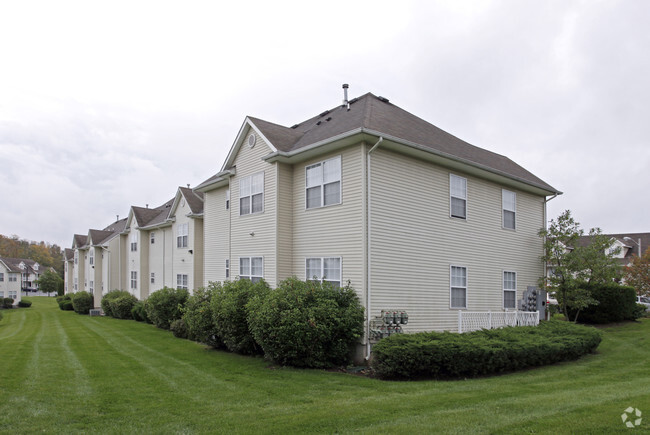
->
[0,234,64,278]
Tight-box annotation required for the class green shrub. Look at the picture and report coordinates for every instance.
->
[2,298,14,309]
[182,287,221,348]
[18,299,32,308]
[101,290,133,317]
[210,279,270,354]
[170,318,189,339]
[72,291,94,315]
[131,300,150,322]
[247,277,365,368]
[109,294,138,319]
[572,283,638,324]
[57,294,74,311]
[145,287,189,330]
[632,303,648,320]
[371,321,602,380]
[0,311,3,321]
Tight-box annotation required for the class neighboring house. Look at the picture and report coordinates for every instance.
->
[0,257,23,304]
[601,233,650,266]
[195,91,560,359]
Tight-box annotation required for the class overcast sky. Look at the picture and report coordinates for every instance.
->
[1,0,648,249]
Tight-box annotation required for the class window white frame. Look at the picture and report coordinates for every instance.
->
[502,190,516,230]
[151,272,155,284]
[177,223,188,248]
[225,189,230,210]
[150,232,156,244]
[176,274,188,290]
[239,256,263,283]
[305,257,342,288]
[89,250,94,265]
[89,280,94,292]
[450,265,467,309]
[130,271,137,290]
[503,271,517,309]
[225,259,230,279]
[450,174,467,219]
[239,172,264,216]
[130,232,138,252]
[306,156,342,209]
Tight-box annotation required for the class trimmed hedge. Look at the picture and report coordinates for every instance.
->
[211,279,270,355]
[101,290,133,317]
[247,277,365,368]
[18,299,32,308]
[571,283,639,324]
[182,287,221,348]
[110,294,138,319]
[56,295,74,311]
[145,287,189,330]
[72,291,94,315]
[2,298,14,309]
[371,321,602,379]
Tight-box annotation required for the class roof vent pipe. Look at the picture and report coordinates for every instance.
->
[116,215,119,221]
[342,84,349,109]
[146,204,149,208]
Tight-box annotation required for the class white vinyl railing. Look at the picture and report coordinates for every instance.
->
[458,311,539,333]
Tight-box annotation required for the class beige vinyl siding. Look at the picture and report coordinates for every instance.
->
[91,246,102,307]
[172,199,194,293]
[292,145,366,293]
[148,226,172,293]
[369,148,545,332]
[193,218,204,292]
[203,187,230,284]
[276,162,293,282]
[230,128,278,286]
[107,235,123,292]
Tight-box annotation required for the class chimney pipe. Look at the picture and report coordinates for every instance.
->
[116,215,119,221]
[146,204,149,208]
[187,184,190,188]
[342,84,349,107]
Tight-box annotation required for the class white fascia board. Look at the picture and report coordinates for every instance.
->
[194,169,234,193]
[220,117,279,172]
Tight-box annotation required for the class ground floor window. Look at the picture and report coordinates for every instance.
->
[306,257,341,288]
[9,291,17,300]
[177,274,188,290]
[503,271,517,309]
[239,257,263,283]
[130,271,137,290]
[450,265,467,309]
[225,259,230,279]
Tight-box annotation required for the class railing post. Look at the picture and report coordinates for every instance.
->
[458,310,462,333]
[488,311,492,329]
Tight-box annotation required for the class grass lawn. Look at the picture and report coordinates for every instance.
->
[1,298,648,434]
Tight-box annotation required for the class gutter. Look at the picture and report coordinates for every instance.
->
[365,136,383,360]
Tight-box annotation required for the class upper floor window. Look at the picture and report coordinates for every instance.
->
[89,251,94,265]
[240,257,263,283]
[503,271,517,309]
[225,259,230,279]
[0,273,3,282]
[226,189,230,210]
[74,277,78,290]
[150,232,156,244]
[306,257,341,288]
[450,265,467,309]
[130,232,138,252]
[177,223,189,248]
[502,190,516,230]
[9,274,17,282]
[450,174,467,219]
[151,273,155,284]
[74,251,78,264]
[240,172,264,215]
[176,274,188,290]
[306,156,341,209]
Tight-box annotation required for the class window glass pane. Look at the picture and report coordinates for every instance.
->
[451,197,466,218]
[323,181,340,206]
[251,193,263,213]
[251,257,263,276]
[502,190,516,211]
[504,272,516,290]
[450,175,467,199]
[504,210,515,229]
[306,163,322,188]
[240,257,250,276]
[306,186,322,209]
[323,258,341,281]
[251,172,264,194]
[240,197,250,215]
[240,177,251,197]
[323,157,341,184]
[451,266,466,287]
[451,287,466,308]
[306,258,321,280]
[504,290,516,308]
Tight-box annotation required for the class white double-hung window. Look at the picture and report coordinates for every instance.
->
[306,257,341,288]
[450,266,467,308]
[306,156,341,209]
[450,174,467,219]
[177,223,188,248]
[240,172,264,215]
[176,274,188,290]
[130,232,138,252]
[89,251,94,265]
[239,257,263,283]
[503,271,517,309]
[502,190,516,229]
[130,271,137,290]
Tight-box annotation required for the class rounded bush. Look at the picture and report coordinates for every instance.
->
[211,279,270,354]
[145,287,189,330]
[72,291,94,315]
[247,277,365,368]
[57,295,74,311]
[109,294,138,319]
[101,290,133,317]
[170,318,189,339]
[18,299,32,308]
[371,321,603,380]
[2,298,14,309]
[131,300,150,322]
[182,287,221,348]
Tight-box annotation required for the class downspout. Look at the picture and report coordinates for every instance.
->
[365,136,383,360]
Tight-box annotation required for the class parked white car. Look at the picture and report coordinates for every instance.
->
[637,296,650,311]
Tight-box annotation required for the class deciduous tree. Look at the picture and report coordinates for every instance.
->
[625,247,650,296]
